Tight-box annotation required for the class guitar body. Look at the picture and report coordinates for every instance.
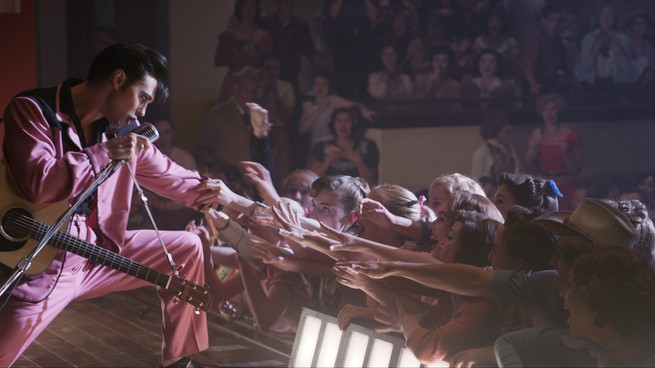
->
[0,161,212,311]
[0,161,68,274]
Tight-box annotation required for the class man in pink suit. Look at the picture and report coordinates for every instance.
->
[0,42,211,367]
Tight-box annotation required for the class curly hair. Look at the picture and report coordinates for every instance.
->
[503,206,559,270]
[328,107,367,143]
[570,246,655,337]
[430,173,487,200]
[472,48,504,78]
[604,199,655,262]
[453,210,500,267]
[499,173,559,212]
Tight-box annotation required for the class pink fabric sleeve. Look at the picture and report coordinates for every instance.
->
[3,97,111,204]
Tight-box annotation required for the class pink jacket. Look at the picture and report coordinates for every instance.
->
[2,83,204,301]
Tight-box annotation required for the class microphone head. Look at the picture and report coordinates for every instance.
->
[129,122,159,144]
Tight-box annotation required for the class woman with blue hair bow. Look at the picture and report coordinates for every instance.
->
[493,173,562,219]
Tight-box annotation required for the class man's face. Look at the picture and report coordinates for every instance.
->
[543,12,561,36]
[235,79,257,106]
[105,72,157,127]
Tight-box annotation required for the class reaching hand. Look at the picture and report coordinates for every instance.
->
[332,263,376,291]
[272,200,304,232]
[246,102,272,138]
[372,304,404,334]
[195,178,238,210]
[359,198,397,229]
[450,347,497,368]
[337,304,374,330]
[240,161,279,205]
[278,228,341,260]
[349,261,399,279]
[249,237,289,262]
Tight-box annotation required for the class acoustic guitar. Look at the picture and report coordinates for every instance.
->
[0,161,212,312]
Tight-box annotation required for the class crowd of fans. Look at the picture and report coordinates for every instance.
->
[121,2,655,367]
[182,164,655,367]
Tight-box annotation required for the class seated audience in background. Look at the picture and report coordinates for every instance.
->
[495,246,655,367]
[470,112,519,180]
[299,72,374,151]
[214,0,272,98]
[470,10,521,80]
[462,49,518,109]
[626,11,655,82]
[406,12,455,77]
[373,8,417,70]
[524,93,582,210]
[523,4,571,95]
[414,45,461,104]
[493,173,561,219]
[309,107,379,185]
[368,43,415,101]
[579,4,638,90]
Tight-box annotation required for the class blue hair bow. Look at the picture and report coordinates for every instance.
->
[547,179,564,198]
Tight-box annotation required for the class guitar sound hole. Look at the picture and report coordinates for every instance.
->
[0,207,32,243]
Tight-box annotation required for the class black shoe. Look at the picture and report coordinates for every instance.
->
[162,356,221,368]
[161,357,194,368]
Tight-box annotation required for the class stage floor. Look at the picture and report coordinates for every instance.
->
[13,287,293,367]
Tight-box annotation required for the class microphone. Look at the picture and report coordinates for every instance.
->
[117,122,160,144]
[106,122,160,175]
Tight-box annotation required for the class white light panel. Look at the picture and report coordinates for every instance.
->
[343,331,369,367]
[398,348,422,368]
[367,338,393,367]
[291,315,322,367]
[316,322,343,367]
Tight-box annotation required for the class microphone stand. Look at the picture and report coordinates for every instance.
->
[0,159,125,300]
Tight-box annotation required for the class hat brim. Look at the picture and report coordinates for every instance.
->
[533,211,594,241]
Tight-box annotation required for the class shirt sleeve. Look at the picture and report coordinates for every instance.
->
[494,327,594,367]
[406,298,498,364]
[3,97,111,204]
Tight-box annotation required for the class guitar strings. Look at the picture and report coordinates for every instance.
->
[2,210,210,308]
[3,211,168,285]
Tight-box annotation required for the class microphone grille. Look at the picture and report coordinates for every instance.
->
[130,122,159,143]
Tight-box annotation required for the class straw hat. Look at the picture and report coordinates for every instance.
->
[534,198,637,248]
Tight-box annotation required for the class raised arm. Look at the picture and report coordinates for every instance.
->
[343,261,496,299]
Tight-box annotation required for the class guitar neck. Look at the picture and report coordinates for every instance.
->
[27,217,172,288]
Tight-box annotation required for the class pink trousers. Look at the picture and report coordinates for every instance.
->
[0,217,209,366]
